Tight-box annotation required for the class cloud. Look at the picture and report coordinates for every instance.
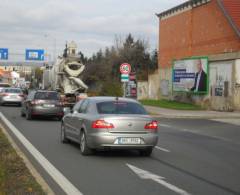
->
[0,0,186,59]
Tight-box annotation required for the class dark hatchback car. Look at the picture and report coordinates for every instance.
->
[21,90,64,120]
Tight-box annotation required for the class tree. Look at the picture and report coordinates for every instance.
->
[149,49,158,72]
[100,81,123,97]
[82,34,156,94]
[34,67,43,82]
[78,51,88,64]
[33,67,43,88]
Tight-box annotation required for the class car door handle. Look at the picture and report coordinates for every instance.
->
[78,119,83,121]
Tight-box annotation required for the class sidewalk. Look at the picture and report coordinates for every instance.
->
[144,105,240,119]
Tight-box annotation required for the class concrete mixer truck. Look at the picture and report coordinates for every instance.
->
[42,41,88,107]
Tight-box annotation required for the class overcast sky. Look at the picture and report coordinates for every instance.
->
[0,0,186,62]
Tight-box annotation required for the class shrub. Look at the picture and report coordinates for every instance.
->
[100,81,123,97]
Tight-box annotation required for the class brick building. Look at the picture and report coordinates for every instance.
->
[143,0,240,111]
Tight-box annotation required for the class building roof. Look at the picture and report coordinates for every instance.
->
[217,0,240,37]
[156,0,210,19]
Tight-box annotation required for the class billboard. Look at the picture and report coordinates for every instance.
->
[172,57,208,94]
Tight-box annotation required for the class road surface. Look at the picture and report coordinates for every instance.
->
[1,106,240,195]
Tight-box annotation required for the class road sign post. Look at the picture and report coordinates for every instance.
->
[121,74,129,98]
[120,63,131,75]
[120,63,131,97]
[121,74,129,82]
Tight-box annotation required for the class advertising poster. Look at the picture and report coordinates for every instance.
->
[173,57,208,93]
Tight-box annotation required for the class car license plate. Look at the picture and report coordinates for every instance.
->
[44,104,55,108]
[10,95,17,98]
[119,137,141,144]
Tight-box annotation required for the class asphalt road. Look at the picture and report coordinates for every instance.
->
[1,105,240,195]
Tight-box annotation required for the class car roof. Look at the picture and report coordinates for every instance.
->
[87,96,139,103]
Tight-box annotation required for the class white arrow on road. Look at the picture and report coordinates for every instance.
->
[126,164,191,195]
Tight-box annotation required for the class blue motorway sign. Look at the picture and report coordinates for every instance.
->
[25,49,44,61]
[0,48,8,60]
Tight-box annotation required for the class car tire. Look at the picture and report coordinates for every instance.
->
[26,110,32,120]
[57,116,62,121]
[139,148,153,156]
[21,110,25,117]
[61,123,69,143]
[79,131,92,156]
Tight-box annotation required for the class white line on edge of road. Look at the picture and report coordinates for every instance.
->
[0,112,83,195]
[155,146,170,153]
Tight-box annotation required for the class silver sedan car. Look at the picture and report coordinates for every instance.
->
[0,87,24,106]
[61,97,158,156]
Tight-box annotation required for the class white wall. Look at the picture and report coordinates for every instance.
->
[137,81,149,100]
[235,59,240,84]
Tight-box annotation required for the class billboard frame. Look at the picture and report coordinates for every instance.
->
[171,56,209,95]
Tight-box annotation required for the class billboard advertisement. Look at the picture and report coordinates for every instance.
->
[172,57,208,94]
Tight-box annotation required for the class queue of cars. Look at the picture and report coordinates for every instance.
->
[0,85,159,156]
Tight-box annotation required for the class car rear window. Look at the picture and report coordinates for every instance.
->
[4,88,22,93]
[97,101,147,115]
[0,83,11,87]
[34,92,59,100]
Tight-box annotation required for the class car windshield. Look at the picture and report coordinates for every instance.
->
[4,88,22,93]
[96,101,147,115]
[34,92,59,100]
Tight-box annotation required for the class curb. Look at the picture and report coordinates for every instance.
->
[145,107,240,119]
[0,122,55,195]
[150,114,240,119]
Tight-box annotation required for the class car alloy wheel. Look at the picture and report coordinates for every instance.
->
[80,131,92,155]
[26,110,32,120]
[61,124,69,143]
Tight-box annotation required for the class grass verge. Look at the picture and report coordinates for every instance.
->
[0,128,46,195]
[140,99,203,110]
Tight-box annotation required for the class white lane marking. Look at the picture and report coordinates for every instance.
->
[126,164,191,195]
[0,112,83,195]
[155,146,170,153]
